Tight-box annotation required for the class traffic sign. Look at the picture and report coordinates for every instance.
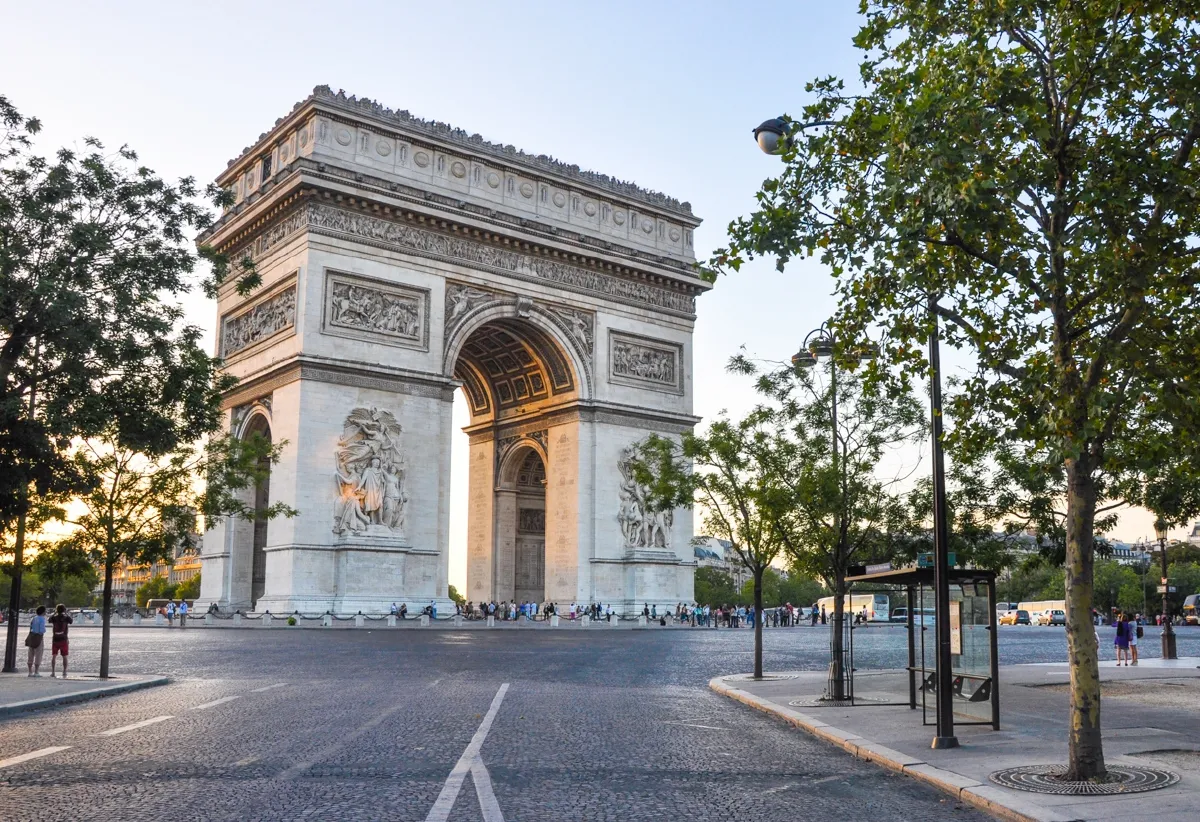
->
[1156,585,1177,594]
[917,552,957,568]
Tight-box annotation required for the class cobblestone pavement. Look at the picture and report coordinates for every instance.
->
[0,628,998,821]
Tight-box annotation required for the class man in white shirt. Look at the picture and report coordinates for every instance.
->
[178,599,188,628]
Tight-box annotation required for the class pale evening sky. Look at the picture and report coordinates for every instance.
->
[1,1,1177,587]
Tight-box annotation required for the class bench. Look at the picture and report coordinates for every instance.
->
[916,669,992,703]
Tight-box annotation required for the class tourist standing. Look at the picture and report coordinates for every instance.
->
[167,600,176,626]
[1114,613,1130,666]
[25,605,47,677]
[49,604,73,678]
[1129,614,1140,666]
[179,599,188,628]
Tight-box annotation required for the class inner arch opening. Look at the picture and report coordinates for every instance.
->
[452,318,577,422]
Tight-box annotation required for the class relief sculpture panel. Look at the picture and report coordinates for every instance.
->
[322,271,429,350]
[220,283,297,358]
[608,331,683,394]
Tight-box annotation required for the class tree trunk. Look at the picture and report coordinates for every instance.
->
[753,567,764,679]
[99,554,114,679]
[1064,457,1105,781]
[829,576,846,700]
[1,507,28,673]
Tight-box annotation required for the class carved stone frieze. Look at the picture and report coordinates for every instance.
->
[608,331,683,394]
[544,304,594,360]
[323,271,429,350]
[220,284,297,357]
[518,508,546,534]
[307,203,696,315]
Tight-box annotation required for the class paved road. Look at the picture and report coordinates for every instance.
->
[0,626,993,821]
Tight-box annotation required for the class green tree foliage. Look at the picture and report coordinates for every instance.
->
[694,567,738,606]
[0,567,42,607]
[0,95,259,671]
[28,540,96,608]
[738,568,826,608]
[447,584,465,607]
[710,5,1200,780]
[175,573,201,602]
[136,574,176,608]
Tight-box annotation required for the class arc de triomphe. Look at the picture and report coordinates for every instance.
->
[197,87,707,615]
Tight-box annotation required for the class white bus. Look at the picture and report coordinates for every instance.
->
[815,593,890,623]
[1017,600,1066,622]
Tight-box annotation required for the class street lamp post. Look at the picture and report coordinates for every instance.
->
[1153,519,1177,660]
[757,116,957,747]
[792,323,875,701]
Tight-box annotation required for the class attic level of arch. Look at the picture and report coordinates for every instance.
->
[204,159,709,299]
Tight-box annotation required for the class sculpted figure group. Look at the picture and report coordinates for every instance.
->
[333,407,409,539]
[617,446,672,550]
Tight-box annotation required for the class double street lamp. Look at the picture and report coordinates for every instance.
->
[792,323,875,701]
[757,116,959,748]
[1153,519,1178,660]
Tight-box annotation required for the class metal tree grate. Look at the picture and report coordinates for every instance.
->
[722,673,799,682]
[788,695,893,708]
[989,764,1179,795]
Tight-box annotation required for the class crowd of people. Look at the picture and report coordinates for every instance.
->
[378,599,862,626]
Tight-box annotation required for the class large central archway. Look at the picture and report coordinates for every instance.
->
[447,300,589,606]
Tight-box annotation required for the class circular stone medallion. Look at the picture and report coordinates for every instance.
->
[989,764,1179,796]
[376,140,391,157]
[335,128,352,146]
[613,211,626,226]
[414,151,431,168]
[519,182,534,198]
[669,227,681,242]
[584,201,598,217]
[451,160,467,178]
[487,172,501,188]
[552,191,567,208]
[642,217,655,233]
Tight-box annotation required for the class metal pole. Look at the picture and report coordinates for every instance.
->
[828,338,846,700]
[928,293,958,749]
[1161,536,1177,659]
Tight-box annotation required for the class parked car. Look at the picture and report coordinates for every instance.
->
[1037,609,1066,626]
[1000,609,1031,625]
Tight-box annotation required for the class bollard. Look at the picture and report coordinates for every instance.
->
[263,613,273,628]
[581,614,590,627]
[155,613,165,627]
[111,614,122,627]
[550,614,560,628]
[417,613,428,627]
[355,614,365,628]
[233,612,243,626]
[204,613,213,626]
[453,614,463,628]
[132,613,142,626]
[638,615,647,627]
[387,614,397,627]
[487,615,495,628]
[321,613,332,627]
[609,614,618,626]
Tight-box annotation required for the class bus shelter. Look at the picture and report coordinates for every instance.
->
[846,566,1000,731]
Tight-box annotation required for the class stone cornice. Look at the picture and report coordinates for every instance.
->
[203,161,706,289]
[221,86,697,220]
[213,191,705,317]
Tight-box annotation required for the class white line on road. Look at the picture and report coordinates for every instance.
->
[0,746,72,769]
[191,695,240,710]
[470,757,504,820]
[95,716,174,736]
[250,683,288,693]
[424,683,509,822]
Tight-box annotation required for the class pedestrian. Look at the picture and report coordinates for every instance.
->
[167,600,176,625]
[49,604,73,678]
[820,604,827,625]
[25,605,47,677]
[1114,613,1130,666]
[1130,613,1140,666]
[178,599,188,628]
[390,602,398,616]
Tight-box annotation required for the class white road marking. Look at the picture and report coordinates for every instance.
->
[95,716,173,736]
[471,757,504,820]
[235,755,260,767]
[250,682,288,693]
[424,683,509,822]
[191,695,240,710]
[0,746,71,769]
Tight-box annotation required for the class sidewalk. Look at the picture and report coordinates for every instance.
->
[0,672,168,716]
[712,658,1200,822]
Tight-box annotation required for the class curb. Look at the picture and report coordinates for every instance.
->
[0,676,170,717]
[709,676,1078,822]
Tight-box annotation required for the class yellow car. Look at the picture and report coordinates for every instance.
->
[999,609,1031,625]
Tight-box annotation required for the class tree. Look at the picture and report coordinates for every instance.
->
[136,574,176,608]
[636,410,787,680]
[732,355,922,698]
[28,540,96,608]
[0,95,257,672]
[712,6,1200,779]
[694,567,737,606]
[447,584,465,608]
[175,573,201,602]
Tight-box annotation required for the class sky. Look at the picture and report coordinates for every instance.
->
[2,0,1183,586]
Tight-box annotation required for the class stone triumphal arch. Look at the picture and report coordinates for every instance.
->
[196,87,708,614]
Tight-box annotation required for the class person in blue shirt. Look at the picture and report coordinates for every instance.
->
[26,605,47,677]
